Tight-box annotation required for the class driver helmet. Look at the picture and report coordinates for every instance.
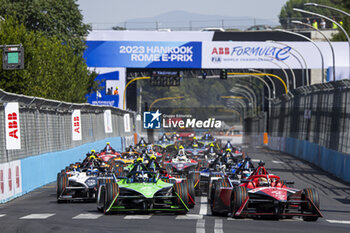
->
[89,155,96,160]
[91,149,96,153]
[106,142,110,145]
[193,136,197,140]
[150,155,157,160]
[179,145,184,149]
[192,143,198,148]
[258,177,268,186]
[137,157,143,163]
[242,171,250,178]
[209,143,214,147]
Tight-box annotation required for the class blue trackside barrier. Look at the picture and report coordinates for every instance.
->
[268,137,350,183]
[20,137,122,196]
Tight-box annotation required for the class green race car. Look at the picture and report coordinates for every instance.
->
[96,162,190,214]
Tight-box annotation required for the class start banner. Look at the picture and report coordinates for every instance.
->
[84,41,202,68]
[4,102,21,150]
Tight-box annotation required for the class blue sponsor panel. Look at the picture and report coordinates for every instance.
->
[20,137,122,195]
[86,71,120,107]
[84,41,202,68]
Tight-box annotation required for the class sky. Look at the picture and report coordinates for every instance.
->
[77,0,289,24]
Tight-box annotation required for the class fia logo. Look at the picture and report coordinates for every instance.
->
[211,56,222,63]
[143,110,162,129]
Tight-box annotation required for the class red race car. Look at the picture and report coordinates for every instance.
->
[97,143,121,162]
[210,161,322,221]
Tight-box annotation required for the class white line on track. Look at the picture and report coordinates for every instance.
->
[272,160,285,164]
[124,215,152,220]
[251,159,261,163]
[196,219,205,233]
[227,217,251,221]
[0,214,6,218]
[326,219,350,224]
[20,213,55,219]
[72,213,103,219]
[176,214,203,220]
[199,196,207,215]
[214,219,224,233]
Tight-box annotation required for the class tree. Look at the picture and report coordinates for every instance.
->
[279,0,350,41]
[0,0,91,54]
[0,17,96,103]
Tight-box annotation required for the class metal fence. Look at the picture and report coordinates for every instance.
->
[0,89,135,163]
[269,79,350,154]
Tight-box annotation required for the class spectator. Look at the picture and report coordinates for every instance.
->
[332,17,338,29]
[306,17,311,25]
[320,19,326,29]
[312,19,318,29]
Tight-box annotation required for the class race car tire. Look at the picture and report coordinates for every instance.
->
[174,181,189,212]
[101,182,119,214]
[186,179,196,208]
[57,173,68,203]
[302,188,320,221]
[210,179,229,216]
[231,186,248,218]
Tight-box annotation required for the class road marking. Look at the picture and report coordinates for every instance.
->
[227,217,251,221]
[214,219,224,233]
[176,214,203,220]
[199,196,207,215]
[196,219,205,233]
[124,215,152,220]
[251,159,261,163]
[0,214,6,218]
[72,213,103,219]
[272,160,285,164]
[326,220,350,224]
[20,213,56,219]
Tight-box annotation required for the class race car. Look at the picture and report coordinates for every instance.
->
[196,156,255,196]
[96,159,191,214]
[57,156,113,202]
[210,161,322,221]
[97,142,121,162]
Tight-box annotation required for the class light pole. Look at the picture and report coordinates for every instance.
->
[230,87,256,117]
[266,55,296,90]
[293,7,350,70]
[148,96,184,111]
[232,84,259,116]
[275,28,325,83]
[266,40,309,86]
[228,72,288,94]
[249,68,276,98]
[304,3,350,17]
[292,20,336,81]
[222,95,249,118]
[265,58,290,90]
[123,77,150,110]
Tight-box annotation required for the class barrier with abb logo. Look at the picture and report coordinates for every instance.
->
[0,88,138,203]
[0,160,22,203]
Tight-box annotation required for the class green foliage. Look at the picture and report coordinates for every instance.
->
[0,17,96,102]
[0,0,91,54]
[279,0,350,41]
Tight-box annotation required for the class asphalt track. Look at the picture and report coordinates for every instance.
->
[1,146,350,233]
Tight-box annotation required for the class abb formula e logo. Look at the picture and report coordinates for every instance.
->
[210,46,291,61]
[72,110,82,141]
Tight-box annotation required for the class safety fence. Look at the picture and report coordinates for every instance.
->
[243,112,266,146]
[0,89,139,203]
[267,80,350,182]
[269,80,350,154]
[0,89,136,164]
